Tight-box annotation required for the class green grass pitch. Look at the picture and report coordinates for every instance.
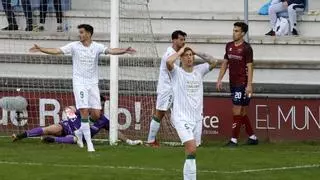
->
[0,138,319,180]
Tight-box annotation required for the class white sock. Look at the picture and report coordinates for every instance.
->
[126,139,132,144]
[183,156,196,180]
[74,129,84,148]
[249,135,257,140]
[81,122,95,152]
[231,138,238,144]
[126,139,143,145]
[147,118,160,143]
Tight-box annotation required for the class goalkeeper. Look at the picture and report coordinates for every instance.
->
[12,96,142,146]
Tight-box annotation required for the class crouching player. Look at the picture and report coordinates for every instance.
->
[166,46,217,180]
[12,102,142,146]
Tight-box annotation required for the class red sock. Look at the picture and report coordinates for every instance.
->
[242,115,254,136]
[232,115,242,139]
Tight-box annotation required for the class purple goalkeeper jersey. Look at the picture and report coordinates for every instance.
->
[60,110,109,136]
[59,110,81,136]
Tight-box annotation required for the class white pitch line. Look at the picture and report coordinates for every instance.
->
[0,161,319,174]
[200,164,320,174]
[0,161,165,172]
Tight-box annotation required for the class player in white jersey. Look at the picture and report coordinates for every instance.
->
[29,24,136,152]
[146,30,187,146]
[167,46,217,180]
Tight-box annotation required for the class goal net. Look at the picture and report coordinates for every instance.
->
[0,0,180,144]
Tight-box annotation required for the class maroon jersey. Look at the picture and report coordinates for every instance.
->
[224,41,253,86]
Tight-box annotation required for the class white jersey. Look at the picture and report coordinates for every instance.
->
[60,41,108,85]
[157,46,180,93]
[170,63,210,125]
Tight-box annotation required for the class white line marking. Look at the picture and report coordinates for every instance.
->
[0,161,165,171]
[200,164,320,174]
[0,161,319,174]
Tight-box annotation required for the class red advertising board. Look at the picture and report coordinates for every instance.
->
[204,97,320,141]
[1,91,319,141]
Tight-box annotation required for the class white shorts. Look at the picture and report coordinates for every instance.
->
[73,84,101,110]
[156,91,173,111]
[173,120,202,147]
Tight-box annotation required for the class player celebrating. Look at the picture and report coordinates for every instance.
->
[216,22,258,147]
[29,24,136,152]
[167,46,217,180]
[146,30,187,146]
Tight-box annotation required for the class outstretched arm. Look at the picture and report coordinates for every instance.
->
[195,51,218,70]
[107,47,136,55]
[29,44,63,55]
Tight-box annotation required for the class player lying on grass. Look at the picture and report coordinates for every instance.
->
[12,104,142,146]
[166,46,217,180]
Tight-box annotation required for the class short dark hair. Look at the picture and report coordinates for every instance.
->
[77,24,94,36]
[234,22,248,34]
[171,30,187,40]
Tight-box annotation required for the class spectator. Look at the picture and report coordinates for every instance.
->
[33,0,63,32]
[265,0,305,36]
[1,0,33,31]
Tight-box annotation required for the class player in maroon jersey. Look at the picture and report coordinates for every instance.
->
[216,22,258,147]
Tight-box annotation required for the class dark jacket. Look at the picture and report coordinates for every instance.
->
[287,0,305,6]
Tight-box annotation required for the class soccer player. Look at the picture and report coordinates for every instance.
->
[146,30,187,147]
[12,106,81,144]
[167,46,217,180]
[216,22,258,147]
[29,24,136,152]
[12,101,143,146]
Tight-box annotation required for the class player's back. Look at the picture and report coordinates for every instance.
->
[224,41,253,86]
[157,46,180,93]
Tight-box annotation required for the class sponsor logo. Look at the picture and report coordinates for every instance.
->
[203,115,219,135]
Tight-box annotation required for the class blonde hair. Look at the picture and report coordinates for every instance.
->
[181,47,195,56]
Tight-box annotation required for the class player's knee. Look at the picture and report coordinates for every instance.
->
[154,111,165,121]
[91,114,100,121]
[43,124,60,135]
[232,107,242,116]
[79,109,89,118]
[185,141,197,155]
[90,110,101,121]
[186,146,196,156]
[241,108,247,116]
